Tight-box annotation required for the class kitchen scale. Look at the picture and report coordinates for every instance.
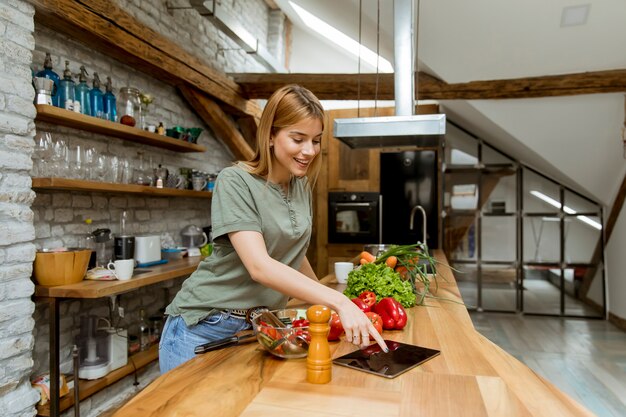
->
[333,340,440,379]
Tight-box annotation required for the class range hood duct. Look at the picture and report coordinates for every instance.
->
[333,0,445,149]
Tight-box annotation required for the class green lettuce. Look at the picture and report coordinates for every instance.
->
[343,263,416,308]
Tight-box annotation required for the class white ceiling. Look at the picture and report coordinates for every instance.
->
[275,0,626,206]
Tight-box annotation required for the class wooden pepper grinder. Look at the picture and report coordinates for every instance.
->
[306,305,332,384]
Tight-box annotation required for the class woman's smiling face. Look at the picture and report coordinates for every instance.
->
[270,116,323,183]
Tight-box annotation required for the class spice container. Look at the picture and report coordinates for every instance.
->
[117,87,142,127]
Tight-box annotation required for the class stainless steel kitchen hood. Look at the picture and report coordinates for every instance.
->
[333,0,445,149]
[334,114,445,148]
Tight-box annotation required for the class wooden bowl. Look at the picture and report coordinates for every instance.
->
[33,249,92,286]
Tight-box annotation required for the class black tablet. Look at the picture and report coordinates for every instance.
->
[333,340,440,379]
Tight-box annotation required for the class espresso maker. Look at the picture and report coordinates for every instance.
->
[33,77,55,105]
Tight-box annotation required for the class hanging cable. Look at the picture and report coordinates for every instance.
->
[374,0,381,116]
[357,0,362,118]
[414,0,421,110]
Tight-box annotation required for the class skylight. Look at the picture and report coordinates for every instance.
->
[530,190,602,230]
[289,1,393,73]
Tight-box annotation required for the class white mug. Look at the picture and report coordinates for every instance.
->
[334,262,354,284]
[107,259,135,280]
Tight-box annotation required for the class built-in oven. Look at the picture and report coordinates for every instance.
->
[328,192,380,244]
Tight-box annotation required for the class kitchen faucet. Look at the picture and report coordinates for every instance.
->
[409,205,427,245]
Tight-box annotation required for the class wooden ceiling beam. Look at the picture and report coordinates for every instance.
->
[231,69,626,100]
[180,86,254,161]
[31,0,261,118]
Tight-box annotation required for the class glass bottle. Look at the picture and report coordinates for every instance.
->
[36,52,60,107]
[117,87,142,127]
[133,151,150,186]
[58,60,75,110]
[74,65,91,116]
[139,309,150,351]
[103,76,117,122]
[89,72,104,118]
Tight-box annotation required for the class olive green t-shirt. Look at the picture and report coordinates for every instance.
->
[166,164,313,326]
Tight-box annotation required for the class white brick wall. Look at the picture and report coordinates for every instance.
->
[0,1,39,415]
[0,0,281,415]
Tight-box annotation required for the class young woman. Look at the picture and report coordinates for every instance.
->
[159,85,387,373]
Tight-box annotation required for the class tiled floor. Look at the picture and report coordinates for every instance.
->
[470,312,626,417]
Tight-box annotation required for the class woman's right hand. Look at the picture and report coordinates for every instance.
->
[336,297,388,352]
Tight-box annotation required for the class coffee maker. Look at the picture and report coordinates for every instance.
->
[33,77,55,105]
[114,211,135,260]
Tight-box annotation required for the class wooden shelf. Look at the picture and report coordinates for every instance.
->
[35,256,201,299]
[32,177,212,199]
[35,105,206,153]
[36,344,159,416]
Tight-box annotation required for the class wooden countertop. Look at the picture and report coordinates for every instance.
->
[113,251,593,416]
[34,257,201,299]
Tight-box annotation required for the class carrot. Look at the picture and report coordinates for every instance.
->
[360,258,369,265]
[359,251,376,264]
[385,256,398,269]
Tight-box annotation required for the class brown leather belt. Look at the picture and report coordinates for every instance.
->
[221,306,268,322]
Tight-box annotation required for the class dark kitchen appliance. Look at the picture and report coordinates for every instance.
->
[380,150,439,248]
[328,192,380,244]
[333,340,440,379]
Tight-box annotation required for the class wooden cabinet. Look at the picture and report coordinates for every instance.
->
[310,105,440,277]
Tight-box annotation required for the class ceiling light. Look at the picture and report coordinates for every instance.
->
[289,1,393,73]
[560,4,590,27]
[530,190,601,230]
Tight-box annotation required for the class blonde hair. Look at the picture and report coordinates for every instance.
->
[239,85,324,188]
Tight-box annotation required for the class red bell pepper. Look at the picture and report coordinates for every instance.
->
[351,297,371,312]
[373,297,408,330]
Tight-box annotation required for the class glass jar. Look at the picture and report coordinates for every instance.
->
[117,87,142,127]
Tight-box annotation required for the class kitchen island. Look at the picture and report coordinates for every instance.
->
[113,251,593,416]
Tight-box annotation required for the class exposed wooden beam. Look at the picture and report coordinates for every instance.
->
[577,171,626,305]
[605,170,626,243]
[180,86,254,161]
[31,0,260,118]
[235,116,259,150]
[231,70,626,100]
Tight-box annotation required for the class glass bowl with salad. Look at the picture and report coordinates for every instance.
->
[251,309,311,359]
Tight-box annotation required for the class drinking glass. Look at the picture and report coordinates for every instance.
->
[49,137,68,177]
[84,147,98,181]
[68,145,85,179]
[32,131,52,177]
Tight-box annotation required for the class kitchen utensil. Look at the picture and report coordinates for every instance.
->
[180,225,208,256]
[250,309,310,359]
[114,236,135,260]
[76,316,128,380]
[33,248,92,286]
[33,76,55,105]
[334,261,353,284]
[134,235,161,264]
[333,340,440,379]
[194,330,256,354]
[107,259,134,280]
[93,228,112,267]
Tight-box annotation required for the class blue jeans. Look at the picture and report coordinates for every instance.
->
[159,312,252,374]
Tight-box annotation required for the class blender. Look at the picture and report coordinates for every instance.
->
[180,225,208,257]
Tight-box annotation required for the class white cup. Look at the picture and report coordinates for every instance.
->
[334,262,354,284]
[107,259,135,280]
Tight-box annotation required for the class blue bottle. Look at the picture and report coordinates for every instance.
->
[74,65,91,116]
[36,53,60,107]
[58,60,75,110]
[89,72,104,118]
[103,76,117,122]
